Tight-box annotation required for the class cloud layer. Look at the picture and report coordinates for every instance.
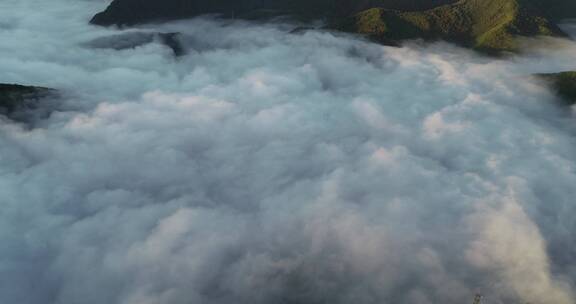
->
[2,1,576,304]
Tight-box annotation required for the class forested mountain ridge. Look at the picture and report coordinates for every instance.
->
[90,0,457,26]
[91,0,576,53]
[336,0,568,53]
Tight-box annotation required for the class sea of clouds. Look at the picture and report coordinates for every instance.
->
[2,0,576,303]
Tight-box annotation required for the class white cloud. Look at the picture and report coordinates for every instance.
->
[1,0,576,303]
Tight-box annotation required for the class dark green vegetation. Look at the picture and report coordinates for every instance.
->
[0,84,57,121]
[337,0,568,53]
[90,0,576,53]
[538,72,576,105]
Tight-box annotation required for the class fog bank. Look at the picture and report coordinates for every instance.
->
[2,1,576,304]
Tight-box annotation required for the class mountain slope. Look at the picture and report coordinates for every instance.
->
[528,0,576,22]
[90,0,574,53]
[539,72,576,105]
[336,0,567,53]
[0,84,57,122]
[90,0,457,26]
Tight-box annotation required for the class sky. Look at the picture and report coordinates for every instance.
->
[1,0,576,303]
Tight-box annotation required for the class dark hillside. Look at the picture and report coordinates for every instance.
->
[337,0,568,53]
[90,0,457,26]
[90,0,575,53]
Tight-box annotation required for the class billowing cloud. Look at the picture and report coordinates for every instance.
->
[1,0,576,304]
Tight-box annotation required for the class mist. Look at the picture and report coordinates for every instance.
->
[2,0,576,304]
